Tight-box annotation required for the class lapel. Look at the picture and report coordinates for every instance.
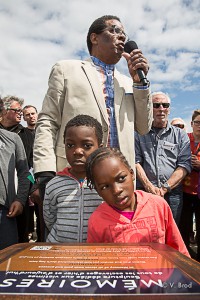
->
[82,59,109,125]
[114,70,124,117]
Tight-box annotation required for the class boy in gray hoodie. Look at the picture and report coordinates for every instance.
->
[43,114,103,243]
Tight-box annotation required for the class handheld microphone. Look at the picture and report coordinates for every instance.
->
[124,40,148,86]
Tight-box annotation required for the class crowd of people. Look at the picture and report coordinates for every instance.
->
[0,15,200,262]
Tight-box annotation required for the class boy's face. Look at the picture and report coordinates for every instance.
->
[191,114,200,136]
[65,126,99,179]
[92,156,135,211]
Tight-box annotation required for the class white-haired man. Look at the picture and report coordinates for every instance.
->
[135,91,191,226]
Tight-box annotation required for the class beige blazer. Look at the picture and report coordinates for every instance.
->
[33,58,152,173]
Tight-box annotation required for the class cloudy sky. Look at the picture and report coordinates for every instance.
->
[1,0,200,131]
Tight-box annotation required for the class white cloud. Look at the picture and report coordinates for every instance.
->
[0,0,200,119]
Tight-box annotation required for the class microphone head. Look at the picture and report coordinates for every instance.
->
[124,40,138,54]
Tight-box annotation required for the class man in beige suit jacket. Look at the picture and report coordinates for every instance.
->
[32,15,152,211]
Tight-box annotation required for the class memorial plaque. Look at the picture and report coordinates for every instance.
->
[0,243,200,299]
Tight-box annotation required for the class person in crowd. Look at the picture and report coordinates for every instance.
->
[23,105,40,242]
[0,95,34,242]
[86,147,190,257]
[179,109,200,261]
[43,115,103,242]
[0,98,30,250]
[171,117,186,130]
[134,91,191,226]
[23,105,38,132]
[32,14,152,209]
[171,116,195,246]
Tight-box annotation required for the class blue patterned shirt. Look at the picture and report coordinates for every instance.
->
[91,56,119,148]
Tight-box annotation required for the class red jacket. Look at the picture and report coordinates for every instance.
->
[183,132,200,194]
[87,190,190,257]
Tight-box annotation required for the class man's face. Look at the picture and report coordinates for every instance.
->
[91,19,128,64]
[152,95,170,128]
[5,101,22,125]
[23,107,38,127]
[191,115,200,136]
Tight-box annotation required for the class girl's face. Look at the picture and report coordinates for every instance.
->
[92,156,135,211]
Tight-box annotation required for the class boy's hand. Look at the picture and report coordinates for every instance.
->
[191,154,200,170]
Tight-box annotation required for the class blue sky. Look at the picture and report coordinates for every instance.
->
[0,0,200,131]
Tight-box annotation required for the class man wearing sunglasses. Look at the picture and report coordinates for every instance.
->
[0,98,30,250]
[135,91,191,226]
[32,15,152,227]
[0,95,34,243]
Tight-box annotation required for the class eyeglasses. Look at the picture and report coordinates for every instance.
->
[173,124,185,129]
[7,108,23,114]
[153,103,170,109]
[193,120,200,126]
[104,25,129,42]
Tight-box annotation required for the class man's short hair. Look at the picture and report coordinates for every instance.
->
[150,91,171,103]
[2,95,24,110]
[86,15,120,54]
[192,109,200,121]
[23,105,38,114]
[171,117,186,125]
